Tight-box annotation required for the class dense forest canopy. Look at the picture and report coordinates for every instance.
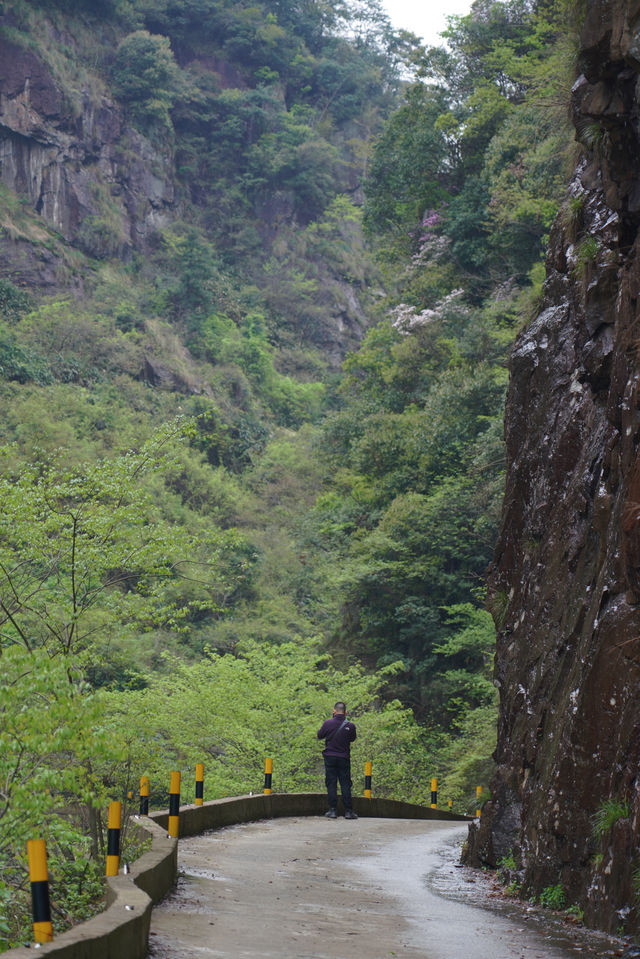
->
[0,0,579,946]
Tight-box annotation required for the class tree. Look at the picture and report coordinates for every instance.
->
[363,84,452,251]
[0,421,233,660]
[0,646,130,948]
[107,637,432,801]
[111,30,183,130]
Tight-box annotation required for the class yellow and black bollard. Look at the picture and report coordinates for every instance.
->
[430,777,438,809]
[264,757,273,795]
[364,760,372,799]
[140,775,150,815]
[106,801,122,877]
[447,799,453,812]
[168,771,181,838]
[195,763,204,806]
[476,785,483,818]
[27,839,53,944]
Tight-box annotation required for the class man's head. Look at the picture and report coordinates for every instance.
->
[333,701,346,715]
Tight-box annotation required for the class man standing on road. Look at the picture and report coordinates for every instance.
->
[317,701,358,819]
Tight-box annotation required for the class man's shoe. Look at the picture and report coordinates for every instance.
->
[324,808,337,818]
[344,810,358,820]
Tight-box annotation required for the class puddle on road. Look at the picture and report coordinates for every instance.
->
[424,835,627,959]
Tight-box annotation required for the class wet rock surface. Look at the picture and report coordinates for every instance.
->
[470,0,640,937]
[148,818,624,958]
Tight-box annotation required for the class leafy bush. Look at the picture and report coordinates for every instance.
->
[0,328,52,385]
[497,849,517,872]
[111,30,183,130]
[0,279,32,323]
[539,884,566,910]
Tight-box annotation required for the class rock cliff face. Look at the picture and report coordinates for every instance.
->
[0,12,366,363]
[466,0,640,934]
[0,27,176,288]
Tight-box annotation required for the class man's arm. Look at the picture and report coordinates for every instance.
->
[317,720,329,740]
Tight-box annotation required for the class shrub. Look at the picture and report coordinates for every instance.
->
[0,330,52,385]
[0,279,32,323]
[111,31,182,130]
[497,849,517,872]
[539,884,566,910]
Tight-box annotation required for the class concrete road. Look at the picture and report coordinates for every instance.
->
[148,817,620,959]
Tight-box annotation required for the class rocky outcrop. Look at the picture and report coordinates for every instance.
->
[0,18,366,364]
[0,28,176,274]
[465,0,640,935]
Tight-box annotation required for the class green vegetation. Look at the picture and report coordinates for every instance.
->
[565,904,584,923]
[592,798,630,839]
[497,849,517,874]
[538,884,566,910]
[0,0,579,945]
[111,30,183,130]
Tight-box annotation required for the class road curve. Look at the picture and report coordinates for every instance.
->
[148,817,618,959]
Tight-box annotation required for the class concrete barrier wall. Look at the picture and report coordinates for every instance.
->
[128,818,178,905]
[5,819,176,959]
[6,794,469,957]
[149,792,471,836]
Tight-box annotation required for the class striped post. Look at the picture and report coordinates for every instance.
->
[168,771,181,838]
[27,840,53,944]
[364,761,372,799]
[195,763,204,806]
[430,777,438,809]
[447,799,453,812]
[139,776,150,815]
[264,757,273,795]
[476,785,483,818]
[106,801,122,877]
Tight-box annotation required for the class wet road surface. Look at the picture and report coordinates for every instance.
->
[148,817,622,959]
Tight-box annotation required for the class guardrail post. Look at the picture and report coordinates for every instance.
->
[364,761,372,798]
[106,801,122,876]
[168,771,181,838]
[430,777,438,809]
[195,763,204,806]
[27,839,53,944]
[476,785,483,818]
[264,758,273,794]
[447,799,453,812]
[140,775,150,815]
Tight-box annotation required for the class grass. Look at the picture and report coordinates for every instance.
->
[592,797,630,838]
[574,235,598,276]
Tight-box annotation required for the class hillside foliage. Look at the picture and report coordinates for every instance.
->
[0,0,578,947]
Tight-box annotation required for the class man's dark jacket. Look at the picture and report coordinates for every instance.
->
[317,714,357,758]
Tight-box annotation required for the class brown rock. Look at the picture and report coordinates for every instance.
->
[474,0,640,935]
[0,30,176,260]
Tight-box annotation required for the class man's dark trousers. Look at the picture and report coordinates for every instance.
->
[324,755,352,812]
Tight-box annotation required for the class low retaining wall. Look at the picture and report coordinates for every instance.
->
[5,819,176,959]
[149,792,471,835]
[6,794,469,957]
